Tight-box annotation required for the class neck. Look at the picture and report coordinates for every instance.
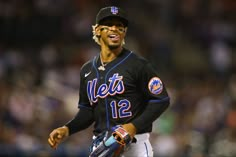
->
[100,46,123,63]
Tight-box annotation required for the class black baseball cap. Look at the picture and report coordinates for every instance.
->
[96,6,128,27]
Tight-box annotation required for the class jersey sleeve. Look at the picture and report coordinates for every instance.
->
[78,65,92,109]
[139,62,169,101]
[132,62,170,132]
[65,64,94,135]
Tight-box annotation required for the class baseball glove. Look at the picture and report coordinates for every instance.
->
[89,125,132,157]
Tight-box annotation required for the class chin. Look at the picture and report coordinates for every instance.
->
[108,44,120,50]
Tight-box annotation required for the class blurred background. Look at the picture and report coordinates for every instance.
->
[0,0,235,157]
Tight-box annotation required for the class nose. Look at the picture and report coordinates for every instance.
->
[109,25,118,31]
[108,25,125,33]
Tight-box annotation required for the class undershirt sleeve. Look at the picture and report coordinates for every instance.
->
[132,98,169,132]
[65,107,94,135]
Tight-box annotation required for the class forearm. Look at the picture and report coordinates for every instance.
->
[132,98,170,132]
[65,108,94,135]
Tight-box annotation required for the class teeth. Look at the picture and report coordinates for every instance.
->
[109,34,117,38]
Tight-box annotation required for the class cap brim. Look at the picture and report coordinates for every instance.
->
[98,16,128,27]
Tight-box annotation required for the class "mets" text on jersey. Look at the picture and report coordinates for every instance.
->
[87,73,125,104]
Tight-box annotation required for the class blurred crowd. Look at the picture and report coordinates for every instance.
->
[0,0,235,157]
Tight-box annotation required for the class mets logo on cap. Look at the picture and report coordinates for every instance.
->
[148,77,163,95]
[111,6,118,15]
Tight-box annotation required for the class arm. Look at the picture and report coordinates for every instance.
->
[131,62,170,133]
[48,107,94,149]
[65,107,94,135]
[48,65,94,149]
[66,65,94,135]
[132,98,169,132]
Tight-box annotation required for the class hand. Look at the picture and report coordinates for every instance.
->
[122,123,136,139]
[48,126,69,149]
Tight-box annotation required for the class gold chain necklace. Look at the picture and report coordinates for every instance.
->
[98,55,108,71]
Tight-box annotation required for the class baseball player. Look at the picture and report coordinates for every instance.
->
[48,6,170,157]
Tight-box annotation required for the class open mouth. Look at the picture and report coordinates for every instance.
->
[108,34,120,41]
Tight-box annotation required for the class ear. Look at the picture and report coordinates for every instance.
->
[124,27,128,35]
[95,26,101,37]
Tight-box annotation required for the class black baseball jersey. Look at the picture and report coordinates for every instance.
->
[76,48,170,135]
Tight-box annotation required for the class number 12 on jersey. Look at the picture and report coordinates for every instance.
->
[110,99,132,119]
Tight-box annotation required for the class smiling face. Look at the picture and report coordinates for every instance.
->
[96,17,127,50]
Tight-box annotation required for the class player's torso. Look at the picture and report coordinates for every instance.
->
[83,49,146,130]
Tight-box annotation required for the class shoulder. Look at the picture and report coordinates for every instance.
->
[126,49,160,75]
[126,50,149,68]
[80,57,95,74]
[131,52,148,63]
